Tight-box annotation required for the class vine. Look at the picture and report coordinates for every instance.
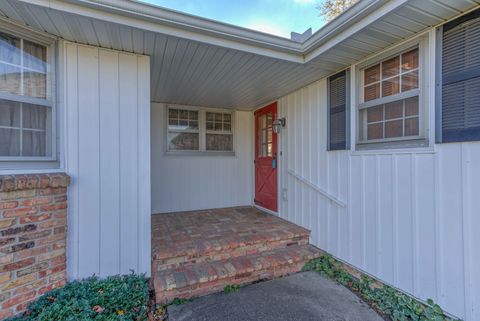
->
[303,255,461,321]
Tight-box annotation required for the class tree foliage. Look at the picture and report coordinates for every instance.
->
[317,0,359,22]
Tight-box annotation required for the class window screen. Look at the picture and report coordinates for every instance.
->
[328,70,348,150]
[441,9,480,143]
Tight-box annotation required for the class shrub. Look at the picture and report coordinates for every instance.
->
[8,273,150,321]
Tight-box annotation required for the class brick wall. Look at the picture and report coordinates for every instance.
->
[0,173,70,319]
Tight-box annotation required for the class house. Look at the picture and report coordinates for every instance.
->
[0,0,479,319]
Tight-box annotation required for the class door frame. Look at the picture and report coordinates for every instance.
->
[253,101,279,214]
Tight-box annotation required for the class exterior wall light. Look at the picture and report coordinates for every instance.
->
[273,117,286,133]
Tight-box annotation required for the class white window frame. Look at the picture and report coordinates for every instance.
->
[355,36,429,149]
[0,21,56,162]
[165,105,235,155]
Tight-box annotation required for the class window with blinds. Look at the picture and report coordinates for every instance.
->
[328,70,348,150]
[441,9,480,143]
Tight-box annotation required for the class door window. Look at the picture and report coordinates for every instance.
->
[258,112,273,157]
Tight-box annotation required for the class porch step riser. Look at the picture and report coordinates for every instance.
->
[153,244,321,305]
[156,261,307,304]
[154,236,309,272]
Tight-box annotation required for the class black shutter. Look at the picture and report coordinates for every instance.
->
[441,9,480,143]
[328,70,348,150]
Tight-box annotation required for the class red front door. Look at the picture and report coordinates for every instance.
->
[254,102,278,212]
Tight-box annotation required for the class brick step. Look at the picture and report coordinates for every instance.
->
[153,244,321,304]
[153,228,310,272]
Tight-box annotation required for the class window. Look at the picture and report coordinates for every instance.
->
[257,112,273,157]
[205,112,233,151]
[438,9,480,143]
[167,106,234,153]
[167,108,200,151]
[328,70,349,150]
[358,46,423,145]
[0,31,52,159]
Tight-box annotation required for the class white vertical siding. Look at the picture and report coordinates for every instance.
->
[151,103,253,213]
[63,42,151,279]
[278,77,480,320]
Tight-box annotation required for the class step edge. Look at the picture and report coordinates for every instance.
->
[153,244,321,292]
[152,233,311,261]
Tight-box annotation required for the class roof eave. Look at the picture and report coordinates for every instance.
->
[17,0,403,63]
[20,0,304,62]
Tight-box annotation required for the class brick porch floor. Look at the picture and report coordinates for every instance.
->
[151,207,322,304]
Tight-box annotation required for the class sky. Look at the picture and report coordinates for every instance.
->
[139,0,326,39]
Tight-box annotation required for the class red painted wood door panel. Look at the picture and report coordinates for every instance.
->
[254,102,278,212]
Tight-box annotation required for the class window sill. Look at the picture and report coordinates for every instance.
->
[351,147,435,156]
[164,150,236,157]
[353,138,432,154]
[0,159,61,173]
[0,157,56,162]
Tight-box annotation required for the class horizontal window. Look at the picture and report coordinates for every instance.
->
[0,30,53,160]
[166,106,234,153]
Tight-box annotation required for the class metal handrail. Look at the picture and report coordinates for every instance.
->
[287,169,346,208]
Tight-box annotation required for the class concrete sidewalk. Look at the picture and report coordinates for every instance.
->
[167,272,384,321]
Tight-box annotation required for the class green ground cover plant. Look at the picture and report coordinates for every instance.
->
[303,255,461,321]
[223,284,241,293]
[7,273,149,321]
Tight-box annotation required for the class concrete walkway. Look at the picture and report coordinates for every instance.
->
[168,272,384,321]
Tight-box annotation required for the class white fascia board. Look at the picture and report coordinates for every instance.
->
[17,0,410,63]
[84,0,302,50]
[304,0,410,62]
[303,0,385,49]
[18,0,304,63]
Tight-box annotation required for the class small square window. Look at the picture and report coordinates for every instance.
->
[167,132,199,151]
[382,56,399,79]
[364,65,380,85]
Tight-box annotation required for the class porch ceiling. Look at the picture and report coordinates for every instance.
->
[3,0,480,110]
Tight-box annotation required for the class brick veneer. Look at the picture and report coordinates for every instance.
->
[0,173,70,319]
[152,207,322,304]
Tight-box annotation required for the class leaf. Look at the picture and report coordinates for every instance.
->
[92,305,104,313]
